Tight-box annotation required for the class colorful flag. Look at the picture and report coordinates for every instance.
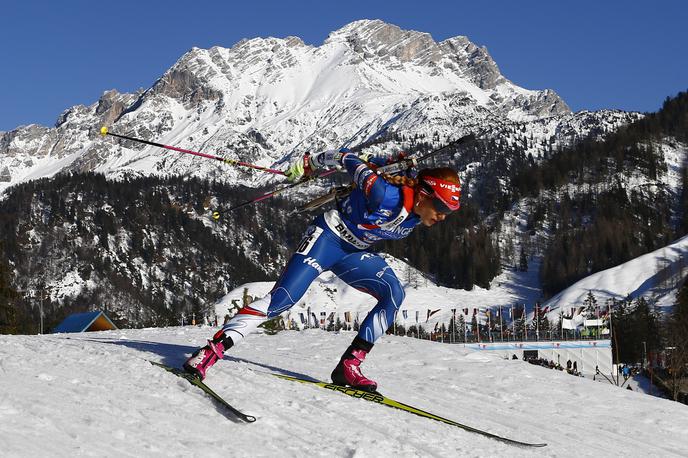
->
[562,318,576,330]
[426,308,441,322]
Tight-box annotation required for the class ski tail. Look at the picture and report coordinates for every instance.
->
[150,361,256,423]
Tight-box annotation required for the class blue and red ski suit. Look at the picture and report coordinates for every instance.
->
[221,152,420,345]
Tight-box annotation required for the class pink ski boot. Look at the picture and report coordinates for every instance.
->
[183,330,232,380]
[331,337,377,392]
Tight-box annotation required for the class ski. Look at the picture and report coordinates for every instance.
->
[270,373,546,448]
[150,361,256,423]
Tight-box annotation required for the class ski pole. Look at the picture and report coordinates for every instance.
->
[99,126,286,175]
[219,169,338,216]
[210,129,387,219]
[219,131,479,218]
[294,132,479,213]
[373,132,477,175]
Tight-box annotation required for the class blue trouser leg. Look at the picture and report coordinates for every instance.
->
[266,225,353,317]
[331,252,406,344]
[221,224,354,343]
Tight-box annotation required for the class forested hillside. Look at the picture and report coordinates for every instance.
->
[0,92,686,332]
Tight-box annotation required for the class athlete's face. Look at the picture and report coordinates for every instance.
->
[413,193,448,227]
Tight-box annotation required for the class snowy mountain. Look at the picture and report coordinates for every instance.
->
[542,234,688,314]
[0,19,638,194]
[1,327,686,457]
[1,20,685,336]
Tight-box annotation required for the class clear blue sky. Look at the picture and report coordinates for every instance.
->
[2,0,686,131]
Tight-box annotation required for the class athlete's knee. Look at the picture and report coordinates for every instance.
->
[385,277,406,310]
[229,295,269,321]
[266,287,297,318]
[221,295,270,343]
[395,281,406,306]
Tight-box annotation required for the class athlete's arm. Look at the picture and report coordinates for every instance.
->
[310,149,389,210]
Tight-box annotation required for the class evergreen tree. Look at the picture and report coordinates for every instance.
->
[513,305,527,340]
[584,291,598,317]
[539,308,551,339]
[611,296,660,364]
[0,242,20,334]
[518,246,528,272]
[666,275,688,400]
[470,313,479,341]
[259,316,284,335]
[457,314,466,342]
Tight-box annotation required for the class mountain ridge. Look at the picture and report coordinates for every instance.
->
[1,20,583,194]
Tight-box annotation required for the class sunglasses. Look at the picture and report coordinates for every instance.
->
[419,181,457,214]
[431,196,456,215]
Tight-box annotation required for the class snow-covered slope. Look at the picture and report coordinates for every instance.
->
[1,328,685,457]
[543,234,688,313]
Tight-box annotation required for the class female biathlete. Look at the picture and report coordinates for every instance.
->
[184,147,461,392]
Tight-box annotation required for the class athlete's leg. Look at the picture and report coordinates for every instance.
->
[332,252,406,343]
[184,224,350,378]
[329,252,406,390]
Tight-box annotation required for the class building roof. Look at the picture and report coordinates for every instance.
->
[52,311,118,333]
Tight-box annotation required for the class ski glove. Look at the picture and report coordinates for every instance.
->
[285,149,349,182]
[285,153,313,182]
[310,149,346,170]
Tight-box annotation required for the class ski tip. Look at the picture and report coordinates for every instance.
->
[100,126,108,136]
